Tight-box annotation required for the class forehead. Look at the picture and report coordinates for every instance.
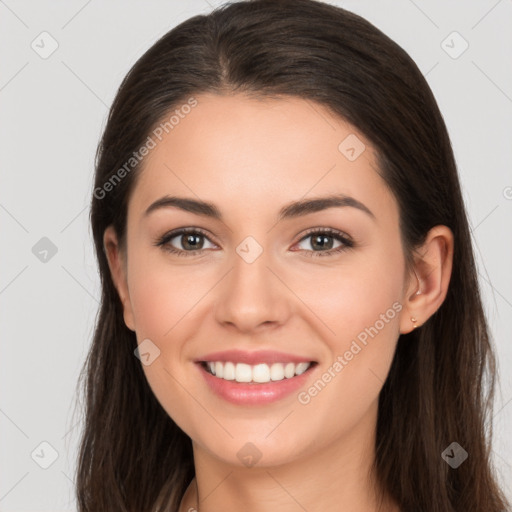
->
[128,93,397,226]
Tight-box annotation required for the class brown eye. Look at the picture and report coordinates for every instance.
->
[155,228,216,256]
[179,233,205,250]
[294,228,354,258]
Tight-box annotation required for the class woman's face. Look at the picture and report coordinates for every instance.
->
[106,93,416,468]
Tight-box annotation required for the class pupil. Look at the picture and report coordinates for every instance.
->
[184,234,202,250]
[313,234,333,250]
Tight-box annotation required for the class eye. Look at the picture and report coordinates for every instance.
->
[154,226,355,258]
[292,227,354,258]
[154,227,217,257]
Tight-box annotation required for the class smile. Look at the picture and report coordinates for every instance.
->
[202,360,314,383]
[196,360,318,405]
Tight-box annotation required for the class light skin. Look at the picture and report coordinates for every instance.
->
[103,93,454,512]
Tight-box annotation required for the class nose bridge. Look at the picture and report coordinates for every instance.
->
[233,235,272,290]
[214,234,289,331]
[230,234,276,303]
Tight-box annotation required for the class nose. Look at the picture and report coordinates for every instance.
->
[214,241,291,334]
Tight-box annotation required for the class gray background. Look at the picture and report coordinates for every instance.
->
[1,0,511,509]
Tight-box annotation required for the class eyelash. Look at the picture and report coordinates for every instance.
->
[153,227,355,258]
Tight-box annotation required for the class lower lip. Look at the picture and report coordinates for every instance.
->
[196,362,317,405]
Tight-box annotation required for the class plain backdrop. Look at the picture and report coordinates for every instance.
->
[1,0,511,510]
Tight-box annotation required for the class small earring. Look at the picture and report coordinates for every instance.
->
[411,316,418,329]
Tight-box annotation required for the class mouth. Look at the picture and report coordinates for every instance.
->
[195,360,319,405]
[198,360,318,384]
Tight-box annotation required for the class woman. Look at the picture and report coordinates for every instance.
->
[74,0,511,510]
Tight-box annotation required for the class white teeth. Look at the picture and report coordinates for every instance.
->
[270,363,284,381]
[223,361,235,380]
[295,362,310,375]
[252,363,270,383]
[204,361,313,383]
[284,362,295,378]
[235,363,253,382]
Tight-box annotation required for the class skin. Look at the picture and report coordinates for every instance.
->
[104,93,454,512]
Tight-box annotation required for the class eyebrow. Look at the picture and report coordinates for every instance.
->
[144,193,376,222]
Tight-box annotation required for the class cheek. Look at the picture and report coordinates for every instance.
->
[291,282,401,443]
[126,256,200,431]
[127,252,204,339]
[293,255,403,345]
[296,249,403,394]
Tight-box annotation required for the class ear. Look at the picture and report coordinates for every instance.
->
[399,225,454,335]
[103,225,136,332]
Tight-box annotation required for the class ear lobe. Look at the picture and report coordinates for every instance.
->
[102,225,136,332]
[400,225,454,334]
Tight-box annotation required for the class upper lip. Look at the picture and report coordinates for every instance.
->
[194,349,317,366]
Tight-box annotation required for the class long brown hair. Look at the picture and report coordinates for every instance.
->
[73,0,511,510]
